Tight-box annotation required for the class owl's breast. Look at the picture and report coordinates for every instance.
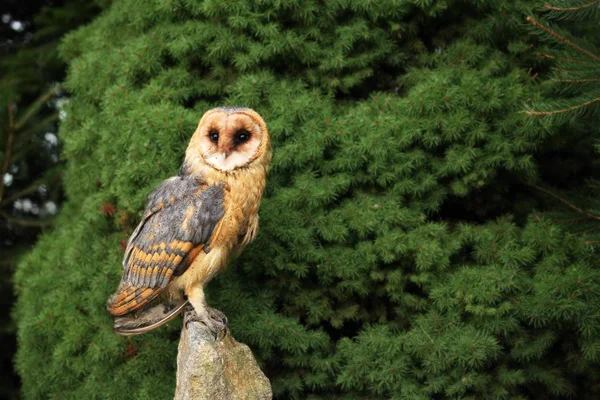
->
[213,173,264,245]
[170,175,264,292]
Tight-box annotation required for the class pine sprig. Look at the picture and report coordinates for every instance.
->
[525,8,600,122]
[544,0,600,20]
[526,16,600,61]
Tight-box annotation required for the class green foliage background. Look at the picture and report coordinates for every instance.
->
[1,2,101,398]
[14,1,600,399]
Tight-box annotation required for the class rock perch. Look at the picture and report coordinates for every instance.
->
[174,312,272,400]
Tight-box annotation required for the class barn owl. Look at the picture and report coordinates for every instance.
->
[106,107,271,336]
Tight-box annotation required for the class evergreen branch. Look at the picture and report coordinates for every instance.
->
[0,210,54,228]
[0,168,61,207]
[574,223,600,235]
[526,16,600,61]
[14,84,60,131]
[538,53,589,63]
[522,181,600,221]
[524,95,600,116]
[552,216,588,223]
[1,183,43,207]
[8,113,59,165]
[550,78,600,83]
[0,104,17,202]
[545,0,600,11]
[8,103,14,129]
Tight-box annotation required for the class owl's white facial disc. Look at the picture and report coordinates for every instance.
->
[198,112,263,172]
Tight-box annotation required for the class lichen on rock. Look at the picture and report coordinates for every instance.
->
[175,313,271,400]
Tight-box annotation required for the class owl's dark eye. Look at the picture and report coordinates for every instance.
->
[234,130,251,145]
[209,130,219,143]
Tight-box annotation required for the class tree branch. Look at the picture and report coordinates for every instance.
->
[524,96,600,116]
[526,16,600,61]
[522,181,600,221]
[14,84,60,131]
[538,53,589,63]
[0,183,42,207]
[0,168,61,207]
[550,78,600,83]
[0,210,54,228]
[0,103,16,202]
[545,0,600,11]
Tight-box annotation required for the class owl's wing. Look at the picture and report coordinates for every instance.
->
[106,175,224,316]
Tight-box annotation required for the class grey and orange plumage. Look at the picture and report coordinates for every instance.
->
[106,107,271,335]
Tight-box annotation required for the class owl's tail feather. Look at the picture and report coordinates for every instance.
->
[113,299,188,336]
[106,285,162,316]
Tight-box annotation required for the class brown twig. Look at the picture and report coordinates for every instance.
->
[551,78,600,83]
[524,95,600,116]
[0,168,61,207]
[0,183,42,207]
[545,0,600,11]
[538,53,589,63]
[0,210,53,228]
[526,16,600,61]
[575,223,600,235]
[552,216,589,223]
[14,84,59,131]
[0,104,16,202]
[522,181,600,221]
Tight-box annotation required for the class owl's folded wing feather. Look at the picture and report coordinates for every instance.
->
[107,175,224,316]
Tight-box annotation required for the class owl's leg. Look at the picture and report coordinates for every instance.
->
[185,286,227,338]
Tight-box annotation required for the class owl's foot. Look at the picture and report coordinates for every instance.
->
[207,306,228,327]
[184,303,228,340]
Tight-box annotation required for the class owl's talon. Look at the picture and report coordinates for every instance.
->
[216,327,228,341]
[207,307,227,326]
[184,305,227,339]
[206,307,228,339]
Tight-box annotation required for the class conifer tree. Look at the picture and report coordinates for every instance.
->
[522,1,600,245]
[13,1,600,399]
[525,0,600,123]
[1,1,100,397]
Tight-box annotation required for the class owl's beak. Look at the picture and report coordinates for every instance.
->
[211,152,227,161]
[207,152,226,165]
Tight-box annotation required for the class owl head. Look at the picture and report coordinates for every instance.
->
[186,107,271,173]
